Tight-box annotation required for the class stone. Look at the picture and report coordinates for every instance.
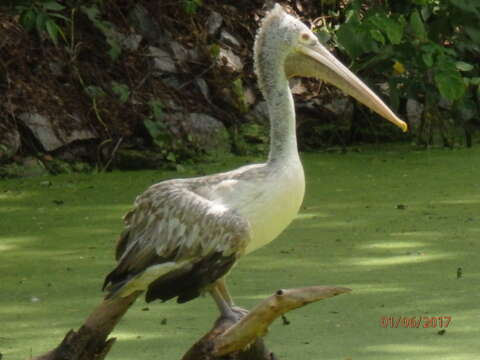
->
[0,121,21,161]
[195,78,211,103]
[169,113,231,155]
[63,114,98,144]
[289,78,307,95]
[246,101,269,122]
[170,41,189,63]
[18,113,97,152]
[18,113,64,151]
[323,97,354,122]
[207,11,223,35]
[220,30,240,47]
[217,48,243,72]
[406,98,424,132]
[149,46,177,73]
[244,87,256,106]
[122,33,142,51]
[128,4,163,44]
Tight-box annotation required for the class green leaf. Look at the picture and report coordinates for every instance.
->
[469,77,480,86]
[434,69,466,101]
[166,152,176,162]
[111,81,130,103]
[35,12,47,34]
[107,38,121,61]
[49,13,70,22]
[20,9,36,32]
[80,5,101,21]
[148,100,164,120]
[412,0,429,4]
[369,14,404,45]
[449,0,480,16]
[464,26,480,43]
[41,1,65,11]
[337,22,368,57]
[45,19,59,46]
[422,52,433,67]
[456,61,474,72]
[370,29,385,44]
[410,10,427,40]
[143,119,162,139]
[84,85,106,98]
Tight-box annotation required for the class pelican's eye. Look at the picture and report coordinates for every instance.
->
[300,33,311,42]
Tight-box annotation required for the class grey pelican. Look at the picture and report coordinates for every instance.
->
[103,4,407,320]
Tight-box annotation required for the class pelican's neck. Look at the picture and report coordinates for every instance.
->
[260,65,299,165]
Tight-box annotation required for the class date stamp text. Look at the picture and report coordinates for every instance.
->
[380,316,451,328]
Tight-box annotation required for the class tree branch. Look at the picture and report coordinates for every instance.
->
[212,286,351,356]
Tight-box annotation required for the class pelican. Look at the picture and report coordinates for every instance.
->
[103,4,407,320]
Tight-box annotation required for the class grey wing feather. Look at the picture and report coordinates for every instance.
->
[103,181,251,301]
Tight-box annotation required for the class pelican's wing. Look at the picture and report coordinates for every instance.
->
[103,181,251,303]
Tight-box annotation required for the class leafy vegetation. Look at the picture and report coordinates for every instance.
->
[2,0,480,177]
[16,0,68,45]
[320,0,480,146]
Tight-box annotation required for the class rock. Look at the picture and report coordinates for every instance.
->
[149,46,177,73]
[244,87,256,106]
[128,4,163,44]
[18,113,97,152]
[0,121,21,161]
[195,78,210,102]
[122,33,142,51]
[207,11,223,35]
[170,41,189,63]
[220,30,240,47]
[163,99,183,111]
[162,76,182,89]
[217,47,243,72]
[322,97,354,122]
[63,114,98,143]
[289,78,307,95]
[169,113,231,155]
[246,101,269,122]
[18,113,64,151]
[406,98,424,132]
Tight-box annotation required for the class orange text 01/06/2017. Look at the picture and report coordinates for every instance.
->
[380,316,452,329]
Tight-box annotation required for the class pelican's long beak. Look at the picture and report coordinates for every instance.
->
[286,43,407,132]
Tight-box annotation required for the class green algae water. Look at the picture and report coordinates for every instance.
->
[1,146,479,359]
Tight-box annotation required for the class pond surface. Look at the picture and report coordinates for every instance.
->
[1,146,479,359]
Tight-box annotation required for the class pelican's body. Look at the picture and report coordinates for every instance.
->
[103,4,406,317]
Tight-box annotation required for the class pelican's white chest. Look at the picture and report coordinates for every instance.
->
[240,160,305,254]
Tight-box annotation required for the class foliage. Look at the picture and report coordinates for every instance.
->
[320,0,480,146]
[80,4,122,61]
[15,0,68,45]
[182,0,203,15]
[143,100,179,164]
[110,81,130,103]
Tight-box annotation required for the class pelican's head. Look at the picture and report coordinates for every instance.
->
[254,4,407,132]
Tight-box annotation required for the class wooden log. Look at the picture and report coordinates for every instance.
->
[33,292,141,360]
[33,286,350,360]
[182,286,351,360]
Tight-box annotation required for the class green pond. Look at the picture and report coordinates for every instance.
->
[1,146,479,359]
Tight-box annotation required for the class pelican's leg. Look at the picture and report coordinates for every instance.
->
[216,277,234,306]
[209,284,239,321]
[215,278,249,318]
